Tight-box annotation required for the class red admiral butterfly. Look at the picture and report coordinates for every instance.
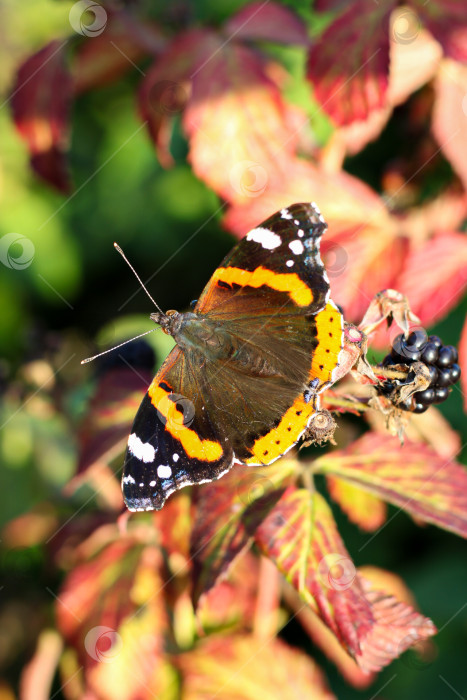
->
[121,203,345,511]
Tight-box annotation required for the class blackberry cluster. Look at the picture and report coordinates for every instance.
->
[378,331,461,414]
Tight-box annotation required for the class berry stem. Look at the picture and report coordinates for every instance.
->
[323,396,370,412]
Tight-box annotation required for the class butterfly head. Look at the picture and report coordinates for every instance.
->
[150,309,183,336]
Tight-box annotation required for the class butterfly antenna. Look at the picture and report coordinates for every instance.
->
[114,242,164,315]
[81,328,157,365]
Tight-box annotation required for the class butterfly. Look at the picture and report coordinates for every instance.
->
[122,202,344,511]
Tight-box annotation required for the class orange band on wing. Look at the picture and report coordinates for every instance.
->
[148,381,223,461]
[245,396,316,466]
[310,302,344,384]
[213,266,313,307]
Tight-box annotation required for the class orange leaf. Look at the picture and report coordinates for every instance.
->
[224,1,308,46]
[183,41,301,203]
[314,432,467,537]
[307,0,394,125]
[11,40,72,192]
[396,231,467,326]
[326,476,387,532]
[432,59,467,192]
[177,634,336,700]
[254,487,374,655]
[57,529,174,700]
[196,552,259,634]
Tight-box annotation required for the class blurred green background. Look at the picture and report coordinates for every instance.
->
[0,1,466,699]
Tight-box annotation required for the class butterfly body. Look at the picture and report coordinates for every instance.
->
[122,203,345,512]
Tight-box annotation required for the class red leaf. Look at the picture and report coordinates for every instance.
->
[73,11,165,94]
[432,60,467,192]
[184,41,301,203]
[395,231,467,326]
[11,40,72,192]
[460,315,467,412]
[224,1,308,46]
[177,634,336,700]
[314,432,467,538]
[254,487,374,655]
[413,0,467,61]
[356,575,436,673]
[307,0,394,125]
[138,29,213,167]
[190,461,296,605]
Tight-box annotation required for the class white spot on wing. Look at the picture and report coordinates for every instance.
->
[289,240,304,255]
[294,219,300,225]
[297,229,304,238]
[123,474,135,484]
[157,464,172,479]
[281,208,292,220]
[246,227,281,250]
[286,260,294,267]
[149,480,156,487]
[173,453,179,462]
[128,433,156,463]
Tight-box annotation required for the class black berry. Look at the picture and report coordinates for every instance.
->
[414,388,435,405]
[449,363,461,384]
[428,335,442,348]
[427,365,439,386]
[406,330,427,350]
[436,368,452,387]
[413,402,429,414]
[437,346,457,367]
[433,387,450,403]
[421,342,439,364]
